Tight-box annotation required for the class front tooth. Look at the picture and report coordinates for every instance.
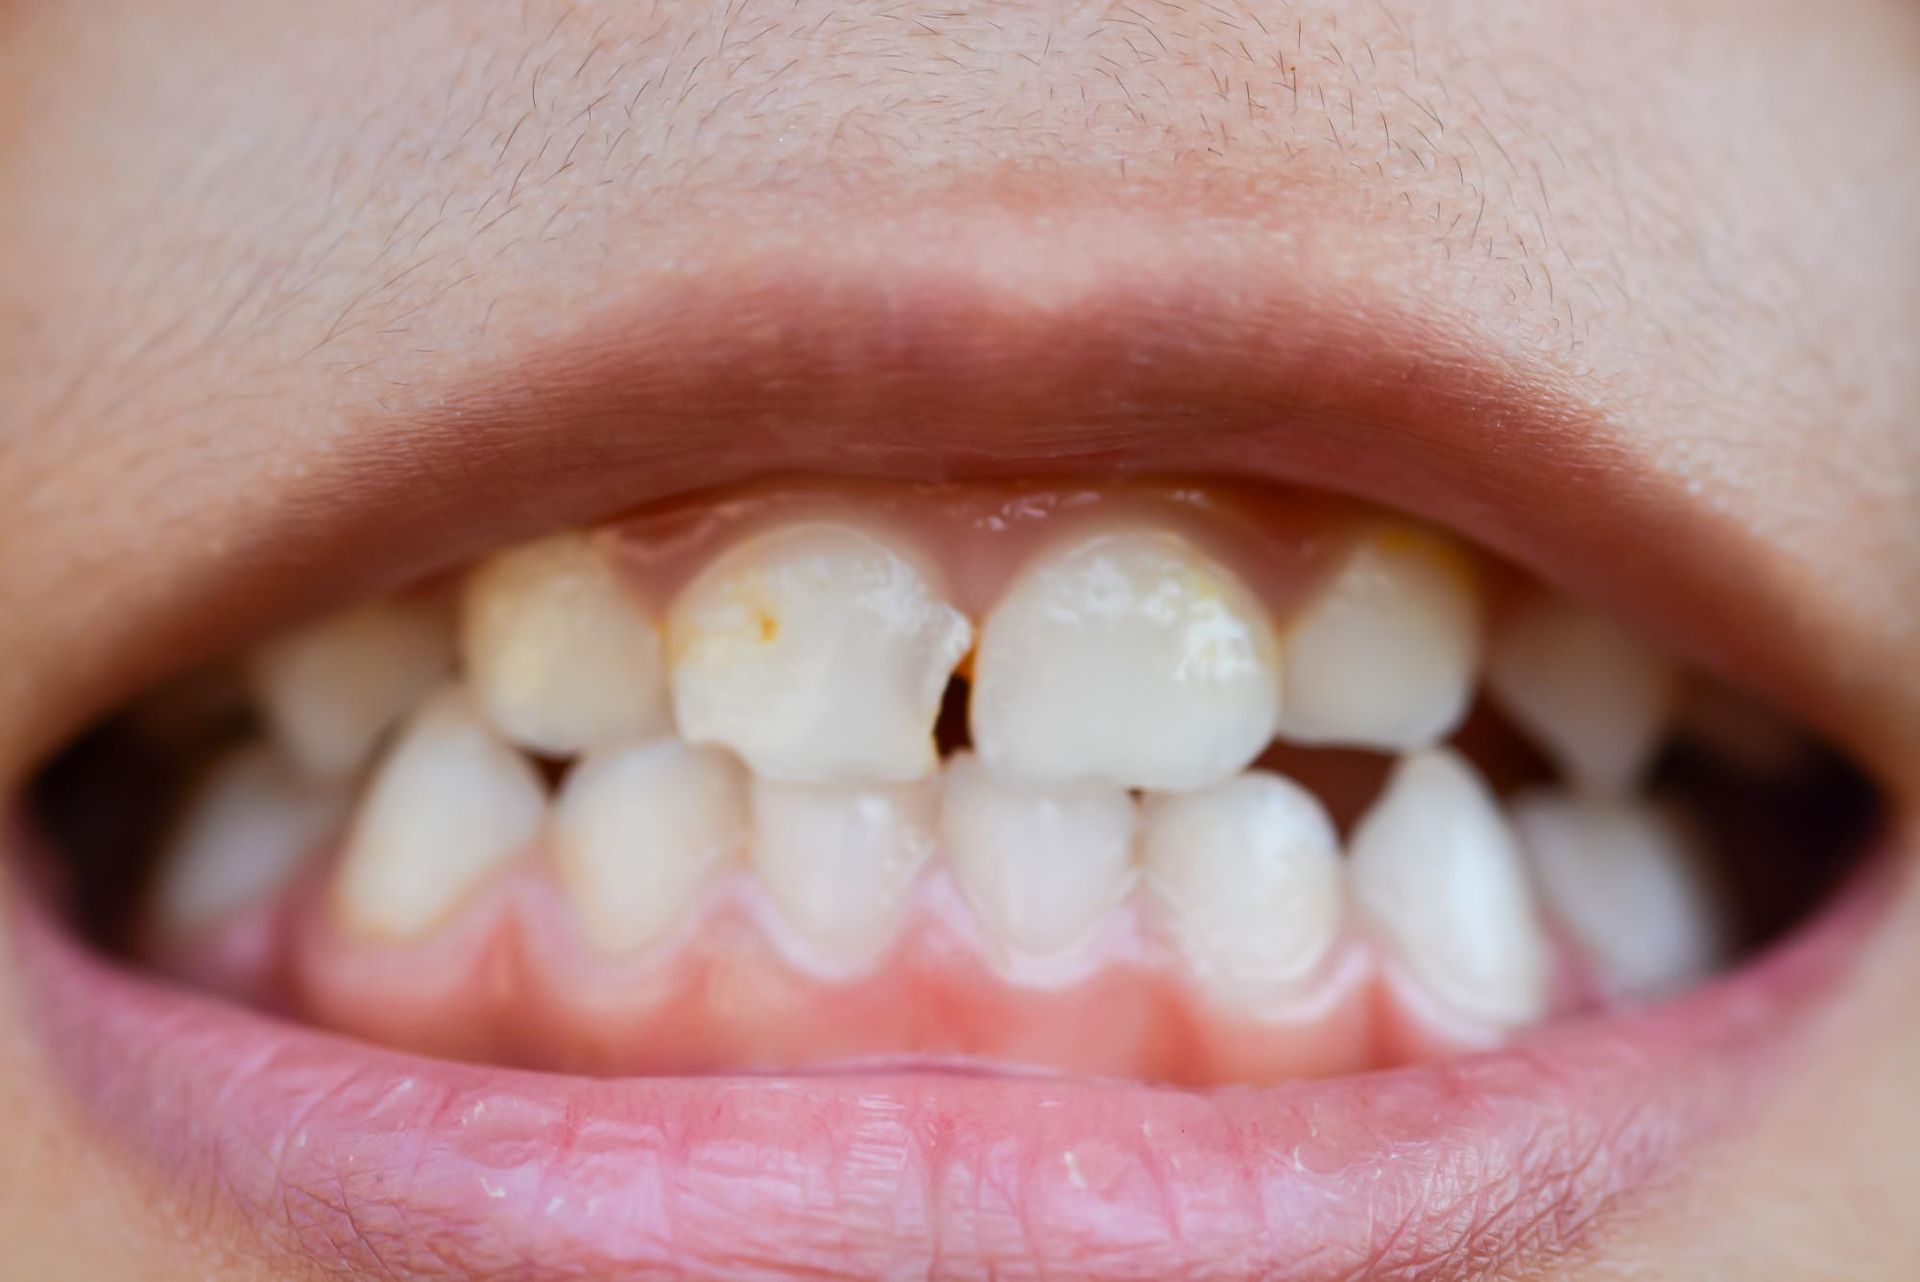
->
[551,739,747,954]
[1141,772,1343,1003]
[1487,596,1677,794]
[460,531,670,757]
[939,752,1137,959]
[151,744,347,936]
[1510,791,1725,997]
[1274,525,1481,750]
[1348,749,1549,1027]
[667,521,972,784]
[333,687,547,940]
[749,777,937,967]
[247,599,454,780]
[970,527,1280,791]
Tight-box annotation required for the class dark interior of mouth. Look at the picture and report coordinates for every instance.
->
[20,475,1887,1086]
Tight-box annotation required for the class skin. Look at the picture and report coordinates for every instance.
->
[0,0,1915,1277]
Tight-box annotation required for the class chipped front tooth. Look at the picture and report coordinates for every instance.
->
[1488,596,1677,795]
[333,687,547,940]
[551,739,747,954]
[1275,525,1481,751]
[460,531,669,756]
[1349,749,1549,1027]
[667,521,971,784]
[151,743,347,935]
[749,777,937,967]
[939,752,1137,959]
[1141,772,1343,1003]
[970,527,1280,791]
[1511,791,1725,998]
[247,599,453,780]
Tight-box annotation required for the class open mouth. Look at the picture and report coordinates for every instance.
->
[5,243,1900,1281]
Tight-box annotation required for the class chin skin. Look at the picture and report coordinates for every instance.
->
[0,0,1916,1278]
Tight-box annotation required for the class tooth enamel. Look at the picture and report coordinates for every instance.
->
[667,521,972,784]
[939,752,1137,958]
[151,743,347,935]
[247,599,454,780]
[970,527,1280,791]
[460,532,670,757]
[1487,597,1677,794]
[333,687,547,940]
[1511,791,1725,997]
[1348,749,1549,1027]
[749,777,937,967]
[551,738,747,953]
[1141,772,1343,1003]
[1275,525,1481,750]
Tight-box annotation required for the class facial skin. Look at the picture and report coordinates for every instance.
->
[0,0,1915,1278]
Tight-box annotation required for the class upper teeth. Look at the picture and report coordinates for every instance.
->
[668,521,972,784]
[970,527,1280,790]
[460,531,670,756]
[1275,524,1482,751]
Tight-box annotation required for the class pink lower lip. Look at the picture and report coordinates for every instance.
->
[8,838,1886,1282]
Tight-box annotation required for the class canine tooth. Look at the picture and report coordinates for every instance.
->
[1141,772,1343,1002]
[460,532,669,756]
[247,599,453,780]
[1349,749,1549,1027]
[749,777,937,966]
[1511,792,1725,997]
[1488,597,1677,794]
[970,527,1280,791]
[333,687,547,939]
[551,739,747,954]
[1275,525,1481,750]
[668,521,971,784]
[939,752,1136,958]
[151,744,346,935]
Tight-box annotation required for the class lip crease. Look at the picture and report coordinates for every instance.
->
[8,825,1889,1281]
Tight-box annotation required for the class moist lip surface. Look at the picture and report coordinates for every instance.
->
[5,233,1903,1282]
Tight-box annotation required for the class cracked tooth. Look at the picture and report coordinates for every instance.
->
[1141,772,1343,1005]
[333,687,547,940]
[668,521,972,784]
[151,743,347,935]
[460,531,669,756]
[1511,791,1725,997]
[970,527,1280,791]
[939,752,1137,959]
[247,599,453,780]
[749,777,937,968]
[1275,524,1481,750]
[1488,596,1677,794]
[551,738,747,954]
[1349,749,1549,1028]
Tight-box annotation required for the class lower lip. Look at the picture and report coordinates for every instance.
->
[6,833,1887,1282]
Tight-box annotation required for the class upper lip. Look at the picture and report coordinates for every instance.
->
[4,208,1911,1282]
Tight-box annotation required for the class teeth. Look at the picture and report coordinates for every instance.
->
[1510,791,1725,997]
[551,739,747,954]
[1275,525,1481,750]
[333,687,547,940]
[1140,772,1343,1002]
[1487,596,1677,794]
[970,527,1280,791]
[748,777,937,967]
[247,599,453,780]
[667,521,971,784]
[939,752,1137,958]
[1348,749,1549,1027]
[460,532,670,756]
[150,744,347,935]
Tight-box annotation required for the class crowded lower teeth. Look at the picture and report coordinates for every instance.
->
[118,480,1786,1080]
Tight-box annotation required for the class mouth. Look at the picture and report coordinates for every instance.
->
[4,218,1902,1281]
